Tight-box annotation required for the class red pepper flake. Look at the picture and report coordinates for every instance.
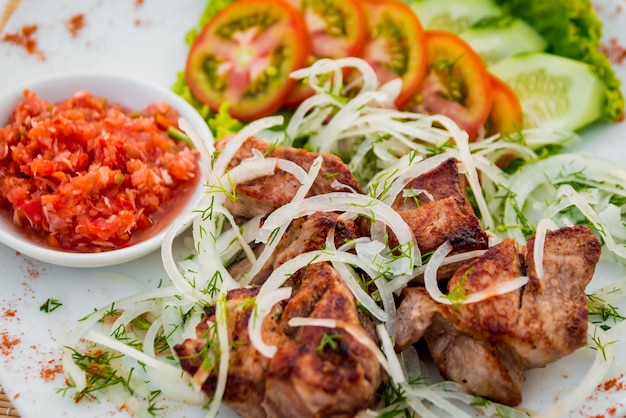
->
[599,374,626,392]
[0,331,21,356]
[601,37,626,66]
[66,13,85,38]
[2,308,16,317]
[135,0,144,6]
[1,24,46,61]
[39,359,63,382]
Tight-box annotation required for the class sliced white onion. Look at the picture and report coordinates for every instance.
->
[242,156,323,285]
[424,241,528,305]
[205,295,231,417]
[210,115,284,180]
[390,249,487,293]
[533,218,559,280]
[249,287,292,358]
[257,192,416,275]
[424,241,454,302]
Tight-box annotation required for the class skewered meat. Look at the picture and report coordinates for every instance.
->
[175,261,383,418]
[215,136,362,220]
[394,225,601,405]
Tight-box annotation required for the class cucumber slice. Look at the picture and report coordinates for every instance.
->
[490,52,606,131]
[409,0,502,33]
[459,17,547,66]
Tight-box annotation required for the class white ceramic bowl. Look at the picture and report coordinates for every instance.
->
[0,72,210,268]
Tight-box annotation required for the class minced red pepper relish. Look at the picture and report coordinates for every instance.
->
[0,89,200,252]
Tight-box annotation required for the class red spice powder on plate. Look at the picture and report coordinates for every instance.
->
[0,90,200,253]
[601,37,626,65]
[1,331,20,356]
[600,374,626,392]
[66,13,85,38]
[2,309,16,317]
[1,24,45,60]
[39,359,63,382]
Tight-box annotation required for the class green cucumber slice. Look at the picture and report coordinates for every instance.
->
[459,17,547,66]
[490,52,606,131]
[409,0,502,33]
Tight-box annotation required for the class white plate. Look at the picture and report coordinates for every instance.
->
[1,0,625,417]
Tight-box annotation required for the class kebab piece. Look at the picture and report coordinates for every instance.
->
[394,225,601,405]
[215,136,362,221]
[175,258,384,418]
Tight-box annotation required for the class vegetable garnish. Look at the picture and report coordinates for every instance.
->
[492,0,625,123]
[62,56,626,418]
[185,0,311,121]
[39,298,63,313]
[174,0,624,136]
[359,0,428,109]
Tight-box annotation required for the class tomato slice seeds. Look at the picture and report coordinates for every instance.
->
[185,0,310,121]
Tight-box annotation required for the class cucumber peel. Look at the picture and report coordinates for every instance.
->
[459,16,547,66]
[408,0,502,33]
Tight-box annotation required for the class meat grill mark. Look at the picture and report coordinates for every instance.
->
[227,212,362,285]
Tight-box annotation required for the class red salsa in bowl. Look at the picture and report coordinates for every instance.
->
[0,73,209,267]
[0,89,200,252]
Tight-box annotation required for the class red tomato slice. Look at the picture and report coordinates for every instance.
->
[485,73,523,137]
[410,30,493,140]
[284,0,367,107]
[359,0,427,109]
[185,0,310,121]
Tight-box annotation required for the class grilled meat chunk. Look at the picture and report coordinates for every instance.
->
[389,158,488,278]
[264,262,383,418]
[397,197,487,256]
[393,225,601,405]
[227,212,362,285]
[215,136,362,220]
[175,288,286,418]
[443,225,600,368]
[394,286,439,352]
[392,158,474,211]
[176,263,382,418]
[425,314,526,406]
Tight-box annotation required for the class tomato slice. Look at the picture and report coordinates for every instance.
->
[359,0,427,109]
[485,73,523,137]
[284,0,367,106]
[409,30,493,140]
[185,0,310,121]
